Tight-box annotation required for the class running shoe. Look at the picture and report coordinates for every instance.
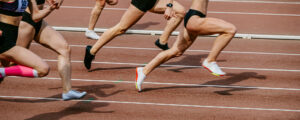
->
[84,45,95,70]
[0,69,5,83]
[155,39,169,50]
[85,30,100,40]
[136,67,146,92]
[62,90,87,101]
[202,59,226,76]
[0,77,4,84]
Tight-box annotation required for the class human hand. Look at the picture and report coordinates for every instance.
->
[164,7,175,20]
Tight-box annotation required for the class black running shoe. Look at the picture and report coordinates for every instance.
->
[155,39,169,50]
[0,77,4,84]
[84,45,95,70]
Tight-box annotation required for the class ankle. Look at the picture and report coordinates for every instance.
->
[205,58,216,63]
[158,39,167,45]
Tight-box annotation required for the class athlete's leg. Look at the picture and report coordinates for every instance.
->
[90,4,145,55]
[149,0,185,45]
[186,17,237,62]
[136,29,197,91]
[36,21,71,93]
[143,29,198,75]
[1,46,49,77]
[16,21,35,48]
[86,0,106,39]
[88,0,105,31]
[3,21,36,67]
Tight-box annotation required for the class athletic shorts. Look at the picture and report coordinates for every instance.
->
[131,0,157,12]
[0,22,18,53]
[184,9,206,28]
[36,0,45,5]
[21,11,43,37]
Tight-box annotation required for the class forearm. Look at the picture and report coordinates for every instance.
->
[31,7,54,22]
[28,0,56,22]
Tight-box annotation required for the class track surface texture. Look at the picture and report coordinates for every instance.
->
[0,0,300,120]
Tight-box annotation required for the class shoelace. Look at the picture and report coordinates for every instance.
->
[88,31,98,36]
[70,90,81,94]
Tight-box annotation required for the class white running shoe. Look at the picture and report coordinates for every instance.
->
[62,90,87,101]
[85,30,100,40]
[202,59,226,76]
[135,67,146,92]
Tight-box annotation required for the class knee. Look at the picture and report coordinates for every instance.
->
[170,48,184,57]
[58,43,71,58]
[95,1,105,10]
[114,24,128,35]
[95,4,105,10]
[174,6,186,18]
[37,63,50,77]
[225,24,237,36]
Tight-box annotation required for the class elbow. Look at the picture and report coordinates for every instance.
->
[32,17,42,23]
[31,11,42,22]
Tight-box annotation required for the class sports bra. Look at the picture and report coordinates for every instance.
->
[0,0,28,16]
[0,0,28,12]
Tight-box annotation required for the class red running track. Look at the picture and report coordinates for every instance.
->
[0,1,300,120]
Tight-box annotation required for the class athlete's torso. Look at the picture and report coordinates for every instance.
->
[0,0,28,13]
[190,0,208,15]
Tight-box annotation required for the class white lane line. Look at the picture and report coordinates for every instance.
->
[43,59,300,72]
[53,26,300,40]
[31,43,300,56]
[14,76,299,91]
[60,6,300,17]
[211,0,300,4]
[0,95,299,112]
[209,11,300,17]
[91,45,300,56]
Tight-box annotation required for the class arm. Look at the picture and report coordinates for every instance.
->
[27,0,58,22]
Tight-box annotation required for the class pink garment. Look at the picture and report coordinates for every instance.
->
[1,65,38,78]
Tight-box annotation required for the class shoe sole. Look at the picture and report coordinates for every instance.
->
[202,66,225,77]
[63,94,86,101]
[135,68,139,91]
[86,36,99,40]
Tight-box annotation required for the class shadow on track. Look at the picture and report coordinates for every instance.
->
[141,72,266,95]
[0,84,123,119]
[165,54,226,72]
[0,84,124,103]
[25,96,113,120]
[89,67,136,72]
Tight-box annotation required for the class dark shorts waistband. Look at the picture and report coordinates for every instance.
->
[184,9,206,28]
[36,0,45,5]
[0,9,22,16]
[131,0,157,12]
[0,22,18,53]
[22,11,43,37]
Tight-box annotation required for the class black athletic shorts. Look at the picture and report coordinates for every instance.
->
[131,0,157,12]
[0,22,18,53]
[21,11,43,37]
[36,0,45,5]
[184,9,206,28]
